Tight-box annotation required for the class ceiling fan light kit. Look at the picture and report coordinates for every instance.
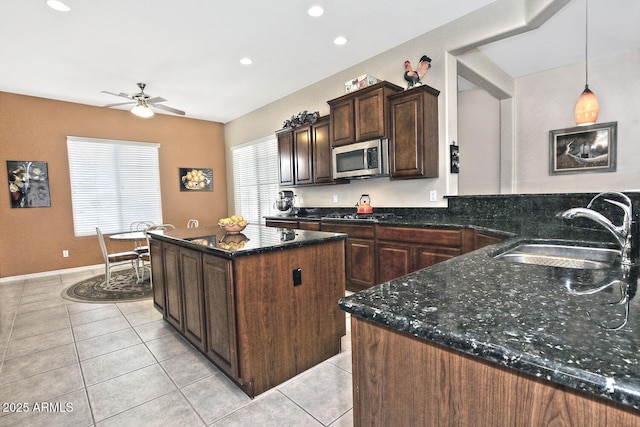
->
[131,102,154,118]
[102,83,185,118]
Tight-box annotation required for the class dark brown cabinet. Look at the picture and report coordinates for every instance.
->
[202,254,237,377]
[276,116,335,186]
[150,238,165,313]
[312,117,333,183]
[321,222,376,291]
[293,126,313,185]
[376,226,462,283]
[328,81,402,147]
[388,84,440,179]
[277,130,294,186]
[149,230,345,397]
[163,242,182,330]
[179,247,206,350]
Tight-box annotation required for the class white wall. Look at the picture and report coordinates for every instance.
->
[457,88,501,195]
[514,48,640,193]
[224,0,607,210]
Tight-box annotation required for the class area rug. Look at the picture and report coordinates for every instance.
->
[62,269,152,303]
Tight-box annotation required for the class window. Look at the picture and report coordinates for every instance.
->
[67,136,162,237]
[232,136,279,225]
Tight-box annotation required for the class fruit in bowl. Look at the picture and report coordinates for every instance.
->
[218,215,248,234]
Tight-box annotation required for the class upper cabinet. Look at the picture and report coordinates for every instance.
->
[388,84,440,179]
[277,115,337,186]
[328,81,403,147]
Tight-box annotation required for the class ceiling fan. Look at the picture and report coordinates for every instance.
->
[101,83,185,118]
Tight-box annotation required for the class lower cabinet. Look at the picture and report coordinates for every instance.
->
[321,222,376,292]
[202,254,237,377]
[149,235,345,397]
[180,247,206,350]
[162,242,182,331]
[376,226,462,283]
[150,239,165,313]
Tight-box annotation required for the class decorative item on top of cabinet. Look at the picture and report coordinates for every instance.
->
[276,115,340,186]
[328,81,403,147]
[388,84,440,179]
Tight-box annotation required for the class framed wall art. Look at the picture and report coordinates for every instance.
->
[549,122,617,175]
[179,167,213,191]
[7,160,51,208]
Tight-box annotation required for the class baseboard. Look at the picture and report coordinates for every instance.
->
[0,264,104,283]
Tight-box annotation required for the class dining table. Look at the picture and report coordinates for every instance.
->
[108,231,147,242]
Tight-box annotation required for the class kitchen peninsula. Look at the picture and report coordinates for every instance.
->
[334,193,640,426]
[147,225,347,397]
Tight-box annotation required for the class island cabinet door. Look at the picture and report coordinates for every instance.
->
[179,247,206,351]
[163,243,183,331]
[149,239,165,313]
[202,254,237,378]
[346,238,376,290]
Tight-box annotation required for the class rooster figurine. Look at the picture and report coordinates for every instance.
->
[404,55,432,89]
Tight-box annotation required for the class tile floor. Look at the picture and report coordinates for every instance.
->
[0,267,354,426]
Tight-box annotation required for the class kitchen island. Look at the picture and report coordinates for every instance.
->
[148,225,347,397]
[340,237,640,426]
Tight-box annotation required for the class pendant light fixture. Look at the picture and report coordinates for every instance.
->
[574,0,599,126]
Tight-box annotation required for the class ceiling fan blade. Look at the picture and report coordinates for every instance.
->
[101,90,134,100]
[104,101,136,107]
[150,103,185,116]
[146,96,166,104]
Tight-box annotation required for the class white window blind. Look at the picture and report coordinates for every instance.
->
[67,136,163,237]
[232,136,279,225]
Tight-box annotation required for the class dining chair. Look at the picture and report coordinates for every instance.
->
[96,227,140,288]
[138,224,175,284]
[187,219,199,228]
[130,220,155,254]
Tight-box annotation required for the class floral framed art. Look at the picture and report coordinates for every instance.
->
[549,122,617,175]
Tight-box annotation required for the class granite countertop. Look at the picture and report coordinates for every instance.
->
[339,236,640,411]
[148,224,347,259]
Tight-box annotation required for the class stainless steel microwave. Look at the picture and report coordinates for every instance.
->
[332,139,389,179]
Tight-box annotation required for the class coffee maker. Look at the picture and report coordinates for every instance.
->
[274,190,296,215]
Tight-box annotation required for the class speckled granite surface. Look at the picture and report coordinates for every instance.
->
[340,237,640,410]
[148,224,346,259]
[333,192,640,411]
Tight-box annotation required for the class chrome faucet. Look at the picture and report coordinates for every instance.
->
[560,192,634,265]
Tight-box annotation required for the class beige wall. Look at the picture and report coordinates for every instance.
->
[0,92,227,278]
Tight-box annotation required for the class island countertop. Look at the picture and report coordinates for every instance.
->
[340,236,640,411]
[148,224,347,259]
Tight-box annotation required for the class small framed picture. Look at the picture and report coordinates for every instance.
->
[7,160,51,208]
[549,122,617,175]
[179,168,213,191]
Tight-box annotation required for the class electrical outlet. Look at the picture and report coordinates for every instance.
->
[293,268,302,286]
[333,194,338,203]
[429,190,438,202]
[298,196,304,205]
[62,250,69,258]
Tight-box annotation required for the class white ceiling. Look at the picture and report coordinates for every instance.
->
[0,0,638,123]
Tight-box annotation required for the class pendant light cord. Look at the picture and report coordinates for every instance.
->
[584,0,589,87]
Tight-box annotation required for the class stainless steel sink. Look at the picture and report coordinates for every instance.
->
[494,242,620,269]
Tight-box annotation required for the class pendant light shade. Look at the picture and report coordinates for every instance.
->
[575,0,598,126]
[575,84,599,125]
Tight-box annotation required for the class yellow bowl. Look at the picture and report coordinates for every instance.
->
[218,223,247,234]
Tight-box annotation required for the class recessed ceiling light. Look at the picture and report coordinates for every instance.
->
[334,36,348,46]
[240,57,253,65]
[308,6,324,17]
[46,0,71,12]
